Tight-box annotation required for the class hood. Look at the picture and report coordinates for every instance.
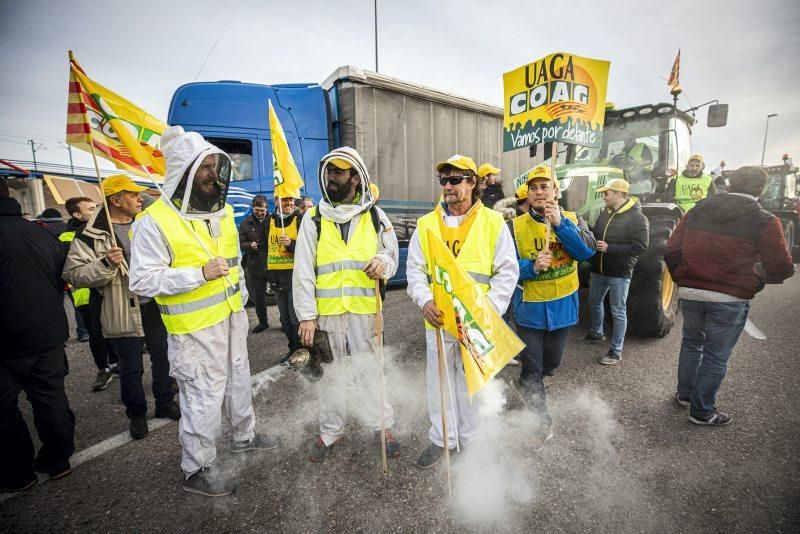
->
[688,193,760,224]
[609,196,642,215]
[0,196,22,216]
[317,147,374,224]
[160,125,232,218]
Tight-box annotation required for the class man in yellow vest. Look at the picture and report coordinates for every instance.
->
[667,154,717,211]
[267,192,302,360]
[406,154,519,469]
[292,146,400,463]
[508,165,596,449]
[129,126,279,497]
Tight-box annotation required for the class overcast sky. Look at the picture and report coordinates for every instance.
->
[1,0,798,172]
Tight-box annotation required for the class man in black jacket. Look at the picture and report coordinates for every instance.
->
[580,178,649,364]
[238,195,270,332]
[0,181,75,491]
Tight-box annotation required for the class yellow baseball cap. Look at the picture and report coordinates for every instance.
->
[689,154,704,163]
[435,154,477,174]
[526,165,551,183]
[596,178,630,193]
[477,163,501,178]
[515,183,528,200]
[328,157,352,170]
[101,174,149,196]
[369,182,380,201]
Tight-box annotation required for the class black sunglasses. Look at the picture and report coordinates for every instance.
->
[438,175,469,186]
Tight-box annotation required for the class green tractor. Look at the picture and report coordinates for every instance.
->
[553,102,727,337]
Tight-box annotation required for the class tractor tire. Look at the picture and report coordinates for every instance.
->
[627,215,680,338]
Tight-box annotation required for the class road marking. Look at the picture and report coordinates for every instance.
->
[0,363,286,502]
[744,319,766,340]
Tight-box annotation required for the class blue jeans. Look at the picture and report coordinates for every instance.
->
[588,272,631,355]
[677,299,749,419]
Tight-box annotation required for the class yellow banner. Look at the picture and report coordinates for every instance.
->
[426,229,525,397]
[67,52,166,179]
[503,52,610,151]
[268,100,304,199]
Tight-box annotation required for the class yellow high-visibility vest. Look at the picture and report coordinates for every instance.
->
[314,207,378,315]
[267,215,298,271]
[417,203,504,328]
[512,211,579,302]
[59,230,90,307]
[143,199,242,334]
[674,173,713,211]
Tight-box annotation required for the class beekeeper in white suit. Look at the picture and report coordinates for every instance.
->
[129,126,279,497]
[292,146,400,462]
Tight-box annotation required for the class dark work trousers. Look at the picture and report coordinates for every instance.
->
[108,300,174,419]
[251,273,269,328]
[72,296,88,338]
[87,290,118,370]
[275,286,301,353]
[516,326,570,426]
[0,346,75,487]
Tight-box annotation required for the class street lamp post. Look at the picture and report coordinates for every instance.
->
[761,113,778,166]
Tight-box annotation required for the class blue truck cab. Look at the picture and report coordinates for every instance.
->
[168,81,330,219]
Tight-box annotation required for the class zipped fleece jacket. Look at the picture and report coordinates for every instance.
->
[589,197,650,279]
[665,193,794,299]
[62,207,144,338]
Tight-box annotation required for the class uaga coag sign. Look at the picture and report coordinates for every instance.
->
[503,52,610,152]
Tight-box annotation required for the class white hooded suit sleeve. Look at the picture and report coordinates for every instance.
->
[292,213,320,322]
[406,228,432,310]
[486,223,519,315]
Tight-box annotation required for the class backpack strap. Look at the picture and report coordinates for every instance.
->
[313,205,383,241]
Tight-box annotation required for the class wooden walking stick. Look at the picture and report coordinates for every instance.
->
[375,278,388,474]
[435,327,453,498]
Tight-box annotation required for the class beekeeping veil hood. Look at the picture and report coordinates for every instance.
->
[317,146,375,224]
[160,125,232,218]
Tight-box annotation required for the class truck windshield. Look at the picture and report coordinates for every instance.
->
[760,173,785,211]
[206,138,254,181]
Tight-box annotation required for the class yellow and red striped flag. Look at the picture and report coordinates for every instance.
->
[667,49,681,92]
[66,51,167,178]
[268,99,304,199]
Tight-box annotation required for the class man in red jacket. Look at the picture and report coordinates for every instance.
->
[666,166,794,426]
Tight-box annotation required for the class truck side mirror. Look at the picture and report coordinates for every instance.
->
[707,104,728,127]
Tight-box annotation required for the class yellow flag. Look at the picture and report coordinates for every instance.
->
[66,51,166,179]
[268,99,304,198]
[426,229,525,397]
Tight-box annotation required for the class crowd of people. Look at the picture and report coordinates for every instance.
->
[1,128,794,497]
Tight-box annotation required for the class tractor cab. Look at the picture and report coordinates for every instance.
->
[568,103,695,198]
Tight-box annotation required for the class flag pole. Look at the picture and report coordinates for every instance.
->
[87,141,118,250]
[375,278,388,474]
[435,327,453,498]
[277,194,286,237]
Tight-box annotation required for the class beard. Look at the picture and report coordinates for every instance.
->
[326,182,349,203]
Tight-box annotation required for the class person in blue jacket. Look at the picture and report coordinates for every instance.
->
[507,166,596,449]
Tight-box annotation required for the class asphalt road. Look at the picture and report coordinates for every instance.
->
[2,275,799,533]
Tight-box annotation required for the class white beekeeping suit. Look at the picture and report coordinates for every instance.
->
[129,126,276,496]
[292,147,399,457]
